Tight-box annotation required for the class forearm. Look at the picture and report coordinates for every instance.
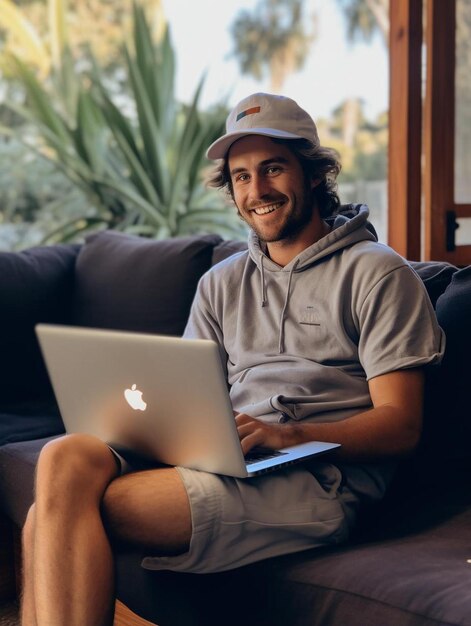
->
[236,370,425,460]
[282,404,422,462]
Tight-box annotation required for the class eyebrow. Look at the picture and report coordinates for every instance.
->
[229,156,290,178]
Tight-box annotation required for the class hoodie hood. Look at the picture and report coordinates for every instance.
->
[248,204,378,352]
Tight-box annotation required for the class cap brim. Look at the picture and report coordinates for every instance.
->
[206,128,306,160]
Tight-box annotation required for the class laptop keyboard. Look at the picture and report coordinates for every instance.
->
[245,448,288,465]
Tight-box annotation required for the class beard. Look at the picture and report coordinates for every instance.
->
[238,180,315,244]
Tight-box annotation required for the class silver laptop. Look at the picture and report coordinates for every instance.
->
[35,324,340,478]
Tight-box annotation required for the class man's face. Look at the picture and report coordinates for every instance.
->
[228,135,316,243]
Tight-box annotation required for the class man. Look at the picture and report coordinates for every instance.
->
[21,93,444,625]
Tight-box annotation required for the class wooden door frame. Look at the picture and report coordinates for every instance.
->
[388,0,423,261]
[423,0,471,264]
[389,0,471,263]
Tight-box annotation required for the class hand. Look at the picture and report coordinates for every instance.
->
[235,413,292,456]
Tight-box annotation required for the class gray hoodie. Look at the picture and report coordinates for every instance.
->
[184,205,444,428]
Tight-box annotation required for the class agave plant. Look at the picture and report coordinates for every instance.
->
[2,2,247,242]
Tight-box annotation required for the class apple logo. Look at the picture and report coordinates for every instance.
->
[124,384,147,411]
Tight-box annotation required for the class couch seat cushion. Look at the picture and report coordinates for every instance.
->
[0,436,58,526]
[73,231,222,335]
[116,493,471,626]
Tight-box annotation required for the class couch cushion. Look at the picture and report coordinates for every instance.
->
[116,489,471,626]
[211,239,247,266]
[409,260,459,306]
[0,401,64,448]
[0,244,79,402]
[73,231,222,335]
[422,265,471,463]
[0,436,58,526]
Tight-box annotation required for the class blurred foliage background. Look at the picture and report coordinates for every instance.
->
[0,0,389,250]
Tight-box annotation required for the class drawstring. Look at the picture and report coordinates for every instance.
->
[258,252,298,353]
[278,260,299,354]
[260,254,268,307]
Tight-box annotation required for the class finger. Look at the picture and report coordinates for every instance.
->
[240,431,265,455]
[234,413,257,426]
[236,422,259,439]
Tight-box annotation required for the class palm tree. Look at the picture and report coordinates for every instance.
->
[229,0,315,93]
[335,0,389,46]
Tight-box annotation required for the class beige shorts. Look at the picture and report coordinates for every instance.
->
[138,462,360,574]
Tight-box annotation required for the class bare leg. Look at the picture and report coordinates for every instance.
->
[23,434,119,626]
[21,505,37,626]
[21,433,192,626]
[102,466,192,553]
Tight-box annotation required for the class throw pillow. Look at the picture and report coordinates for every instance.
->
[0,244,79,402]
[73,231,223,335]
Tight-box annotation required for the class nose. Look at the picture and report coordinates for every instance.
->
[248,173,270,201]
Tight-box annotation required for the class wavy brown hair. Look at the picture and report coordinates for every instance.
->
[205,138,342,218]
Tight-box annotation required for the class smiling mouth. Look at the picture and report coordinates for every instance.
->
[250,201,284,216]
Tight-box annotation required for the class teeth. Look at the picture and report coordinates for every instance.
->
[253,203,281,215]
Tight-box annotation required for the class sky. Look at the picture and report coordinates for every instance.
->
[160,0,389,123]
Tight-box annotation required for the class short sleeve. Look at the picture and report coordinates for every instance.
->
[358,265,445,380]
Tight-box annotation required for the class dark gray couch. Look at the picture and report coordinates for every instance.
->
[0,229,470,626]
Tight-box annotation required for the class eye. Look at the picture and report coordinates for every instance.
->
[234,172,249,183]
[266,165,281,176]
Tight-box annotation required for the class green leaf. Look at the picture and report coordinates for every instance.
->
[74,90,109,175]
[112,128,163,207]
[124,45,169,203]
[8,55,71,144]
[40,216,109,245]
[92,176,167,227]
[92,84,141,162]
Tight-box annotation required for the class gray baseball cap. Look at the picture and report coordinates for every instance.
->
[206,92,320,160]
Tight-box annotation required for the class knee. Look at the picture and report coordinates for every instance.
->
[36,434,117,496]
